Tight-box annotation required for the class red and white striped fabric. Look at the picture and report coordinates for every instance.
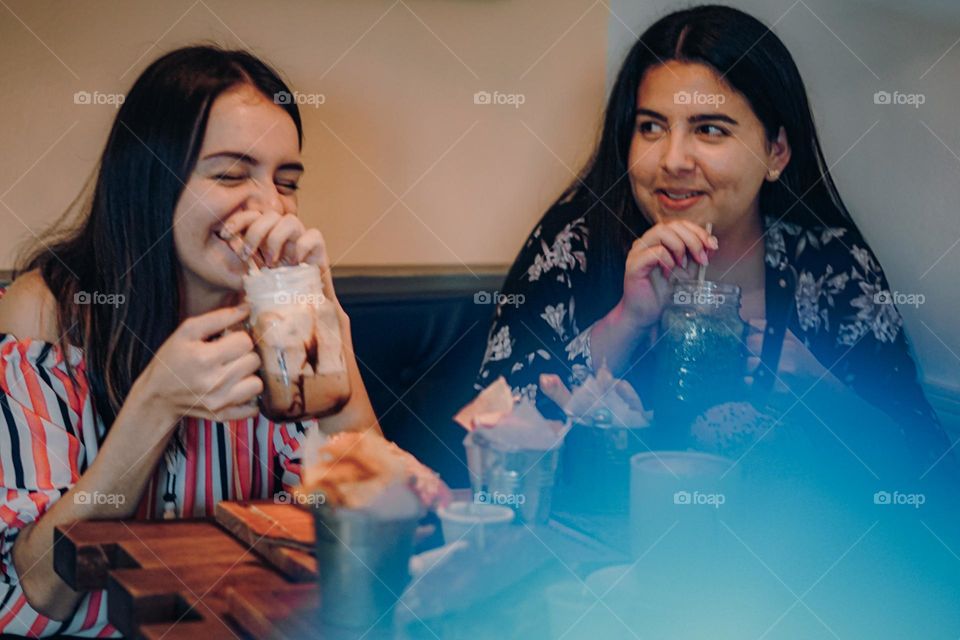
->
[0,331,311,637]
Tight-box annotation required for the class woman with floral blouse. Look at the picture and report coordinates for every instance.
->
[477,5,954,474]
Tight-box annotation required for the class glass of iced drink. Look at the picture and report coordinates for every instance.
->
[655,279,748,413]
[242,264,351,421]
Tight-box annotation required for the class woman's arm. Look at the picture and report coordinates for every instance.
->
[588,221,714,377]
[11,380,179,620]
[475,209,594,411]
[305,304,381,436]
[588,300,654,376]
[9,304,262,621]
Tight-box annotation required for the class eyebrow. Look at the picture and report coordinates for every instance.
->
[201,151,304,172]
[636,108,739,126]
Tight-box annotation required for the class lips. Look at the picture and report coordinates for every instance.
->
[655,188,706,211]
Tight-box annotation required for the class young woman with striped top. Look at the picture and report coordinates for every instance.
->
[0,46,379,636]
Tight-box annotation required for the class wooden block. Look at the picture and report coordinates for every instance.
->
[54,520,228,590]
[216,501,314,545]
[113,533,252,573]
[215,501,317,582]
[107,562,286,639]
[225,583,318,640]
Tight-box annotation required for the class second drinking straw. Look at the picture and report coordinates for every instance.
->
[697,222,713,285]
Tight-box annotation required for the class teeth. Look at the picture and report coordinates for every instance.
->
[663,191,698,200]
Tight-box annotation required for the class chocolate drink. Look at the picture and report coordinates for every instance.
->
[251,303,351,421]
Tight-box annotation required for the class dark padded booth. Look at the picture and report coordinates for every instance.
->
[337,268,505,489]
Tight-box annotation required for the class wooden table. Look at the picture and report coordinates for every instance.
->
[52,500,626,640]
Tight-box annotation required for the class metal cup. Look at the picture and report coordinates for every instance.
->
[312,503,421,628]
[464,431,562,524]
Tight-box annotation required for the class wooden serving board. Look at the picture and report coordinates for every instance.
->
[108,561,288,638]
[53,520,251,591]
[54,515,317,639]
[214,501,318,582]
[225,583,317,640]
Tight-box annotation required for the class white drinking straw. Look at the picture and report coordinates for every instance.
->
[697,222,713,285]
[219,227,262,274]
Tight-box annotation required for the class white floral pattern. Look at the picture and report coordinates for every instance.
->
[765,217,901,347]
[565,325,593,367]
[526,216,589,285]
[795,271,823,332]
[482,325,512,365]
[848,280,902,344]
[541,303,567,340]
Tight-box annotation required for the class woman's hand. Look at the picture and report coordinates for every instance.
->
[539,372,647,420]
[620,220,718,330]
[221,209,382,437]
[137,304,263,424]
[591,220,717,377]
[539,373,574,410]
[222,209,327,266]
[222,209,336,297]
[745,320,844,396]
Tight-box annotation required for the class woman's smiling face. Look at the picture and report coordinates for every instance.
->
[173,83,303,294]
[628,61,790,236]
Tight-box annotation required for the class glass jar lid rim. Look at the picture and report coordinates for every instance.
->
[673,279,742,295]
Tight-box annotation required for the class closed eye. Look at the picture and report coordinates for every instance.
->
[276,181,300,194]
[214,173,246,183]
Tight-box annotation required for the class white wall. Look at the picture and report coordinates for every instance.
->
[607,0,960,413]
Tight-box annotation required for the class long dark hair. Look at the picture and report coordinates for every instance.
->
[562,4,858,274]
[17,45,303,428]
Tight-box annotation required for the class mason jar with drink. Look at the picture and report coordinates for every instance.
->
[242,263,351,421]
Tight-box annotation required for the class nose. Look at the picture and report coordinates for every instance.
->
[661,127,696,176]
[245,180,287,214]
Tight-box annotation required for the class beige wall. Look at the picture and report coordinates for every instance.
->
[0,0,609,270]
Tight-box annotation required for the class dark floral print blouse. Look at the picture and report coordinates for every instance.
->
[475,199,952,468]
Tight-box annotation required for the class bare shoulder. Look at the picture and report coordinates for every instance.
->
[0,270,61,343]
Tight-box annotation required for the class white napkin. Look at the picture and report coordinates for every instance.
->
[454,377,568,450]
